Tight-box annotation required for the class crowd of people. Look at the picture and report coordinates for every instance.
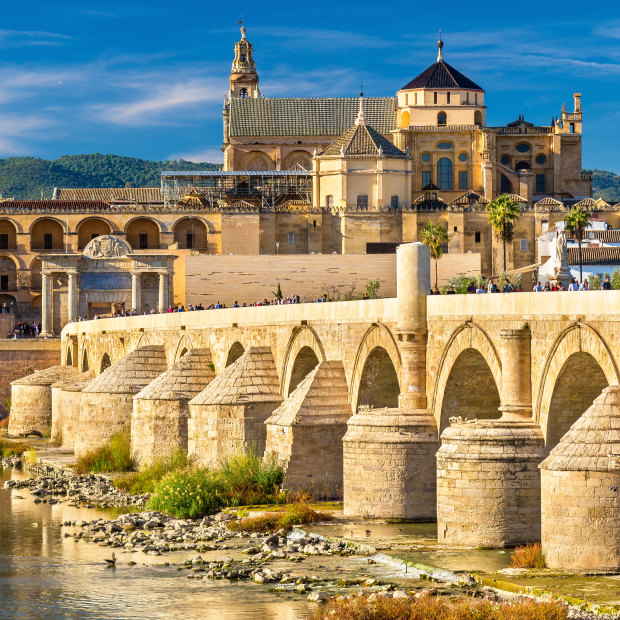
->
[6,321,41,339]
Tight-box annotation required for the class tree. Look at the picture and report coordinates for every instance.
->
[486,194,521,273]
[564,206,591,283]
[420,220,449,290]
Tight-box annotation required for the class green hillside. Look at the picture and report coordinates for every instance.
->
[591,169,620,203]
[0,153,617,203]
[0,154,220,200]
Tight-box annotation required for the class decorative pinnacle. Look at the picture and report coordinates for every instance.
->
[239,17,246,39]
[355,90,366,126]
[437,30,444,62]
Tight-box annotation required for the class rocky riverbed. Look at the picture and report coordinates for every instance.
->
[3,461,619,618]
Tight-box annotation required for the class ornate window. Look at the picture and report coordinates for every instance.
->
[535,154,547,165]
[437,158,453,190]
[437,142,452,150]
[437,111,447,126]
[422,171,432,188]
[240,87,248,98]
[458,171,468,190]
[458,152,468,162]
[536,174,546,193]
[501,155,511,166]
[516,143,531,153]
[421,152,431,163]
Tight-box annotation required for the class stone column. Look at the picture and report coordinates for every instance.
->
[131,272,142,313]
[67,271,78,323]
[158,271,168,313]
[343,242,438,520]
[498,328,532,421]
[40,272,52,336]
[396,242,430,409]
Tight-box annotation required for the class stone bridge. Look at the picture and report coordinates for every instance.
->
[8,243,620,570]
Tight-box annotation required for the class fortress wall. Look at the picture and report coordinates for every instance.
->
[0,339,61,418]
[184,253,481,307]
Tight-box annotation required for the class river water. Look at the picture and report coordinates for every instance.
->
[0,468,312,620]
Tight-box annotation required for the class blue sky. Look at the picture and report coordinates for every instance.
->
[0,1,619,172]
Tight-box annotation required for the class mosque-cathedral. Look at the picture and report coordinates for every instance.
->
[0,25,613,324]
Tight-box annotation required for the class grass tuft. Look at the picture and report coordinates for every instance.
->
[0,416,9,431]
[228,499,332,533]
[510,542,546,569]
[74,432,133,474]
[311,593,567,620]
[115,450,189,495]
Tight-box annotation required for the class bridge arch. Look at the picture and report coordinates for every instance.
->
[100,352,111,373]
[80,346,90,372]
[281,325,326,396]
[536,323,618,451]
[350,324,401,413]
[432,322,502,432]
[172,334,194,363]
[226,341,245,367]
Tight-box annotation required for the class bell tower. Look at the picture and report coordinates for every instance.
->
[229,23,260,99]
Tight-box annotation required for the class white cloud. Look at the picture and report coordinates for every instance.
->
[0,28,74,47]
[0,115,53,156]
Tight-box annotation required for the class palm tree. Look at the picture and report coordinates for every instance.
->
[420,221,449,290]
[564,206,591,283]
[486,194,521,272]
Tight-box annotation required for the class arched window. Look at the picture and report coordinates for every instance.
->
[240,87,248,98]
[516,161,530,171]
[474,110,482,126]
[437,158,453,190]
[437,111,447,126]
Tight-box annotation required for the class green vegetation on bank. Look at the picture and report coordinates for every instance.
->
[148,451,284,519]
[0,154,220,200]
[74,432,133,473]
[311,594,567,620]
[115,450,189,494]
[0,439,29,457]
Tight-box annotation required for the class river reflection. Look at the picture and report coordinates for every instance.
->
[0,469,309,620]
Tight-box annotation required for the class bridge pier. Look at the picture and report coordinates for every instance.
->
[8,366,78,437]
[437,328,545,547]
[57,371,95,451]
[265,360,350,500]
[131,348,215,467]
[74,346,168,458]
[343,242,439,519]
[187,347,282,467]
[541,385,620,570]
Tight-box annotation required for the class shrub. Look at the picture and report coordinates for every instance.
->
[228,499,332,533]
[115,450,189,494]
[311,594,567,620]
[148,468,223,519]
[611,268,620,290]
[75,432,133,474]
[146,451,285,519]
[510,542,546,569]
[0,439,29,457]
[0,416,10,430]
[588,274,601,290]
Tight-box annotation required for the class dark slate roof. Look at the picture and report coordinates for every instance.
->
[56,188,163,203]
[321,122,406,158]
[229,97,396,137]
[401,60,483,91]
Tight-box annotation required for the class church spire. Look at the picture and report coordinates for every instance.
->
[355,88,366,126]
[229,23,260,99]
[437,31,444,62]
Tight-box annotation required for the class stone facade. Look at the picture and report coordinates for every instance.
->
[8,365,77,436]
[132,348,216,466]
[188,347,283,466]
[56,371,95,450]
[74,346,167,457]
[265,361,350,499]
[540,386,620,569]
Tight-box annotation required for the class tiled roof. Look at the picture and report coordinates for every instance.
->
[567,246,620,266]
[56,188,163,203]
[2,200,109,210]
[229,97,396,137]
[574,197,596,208]
[449,191,489,206]
[11,365,77,387]
[401,60,483,91]
[534,197,563,207]
[320,122,406,158]
[566,230,620,244]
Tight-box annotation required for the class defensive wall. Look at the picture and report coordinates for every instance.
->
[9,243,618,570]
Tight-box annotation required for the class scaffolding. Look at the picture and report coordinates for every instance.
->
[161,169,312,209]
